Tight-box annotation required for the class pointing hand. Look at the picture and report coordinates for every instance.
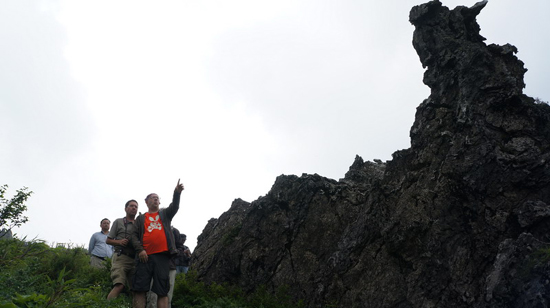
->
[175,179,184,193]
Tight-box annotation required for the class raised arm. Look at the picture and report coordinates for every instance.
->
[175,178,184,193]
[166,179,184,219]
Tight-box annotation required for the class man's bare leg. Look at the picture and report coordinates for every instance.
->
[107,283,125,300]
[133,291,147,308]
[157,295,168,308]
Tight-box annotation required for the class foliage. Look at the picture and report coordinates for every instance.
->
[0,238,131,307]
[0,185,33,232]
[221,224,242,246]
[0,237,302,308]
[172,270,304,308]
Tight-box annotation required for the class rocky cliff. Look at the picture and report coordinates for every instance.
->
[191,1,550,307]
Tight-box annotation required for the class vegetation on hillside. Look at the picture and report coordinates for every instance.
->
[0,237,130,307]
[0,237,304,307]
[0,184,33,232]
[0,185,303,307]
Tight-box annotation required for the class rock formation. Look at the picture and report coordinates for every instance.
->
[191,1,550,307]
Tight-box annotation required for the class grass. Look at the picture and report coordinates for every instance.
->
[0,237,303,308]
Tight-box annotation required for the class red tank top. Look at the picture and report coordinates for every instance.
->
[143,212,168,255]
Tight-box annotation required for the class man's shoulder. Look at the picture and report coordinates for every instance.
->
[92,231,107,240]
[134,214,145,224]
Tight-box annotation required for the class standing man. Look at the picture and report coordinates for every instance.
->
[106,199,139,300]
[175,234,192,274]
[147,226,182,308]
[88,218,113,268]
[131,179,184,308]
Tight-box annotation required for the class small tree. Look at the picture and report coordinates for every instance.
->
[0,184,33,232]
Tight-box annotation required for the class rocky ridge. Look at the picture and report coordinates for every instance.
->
[191,1,550,307]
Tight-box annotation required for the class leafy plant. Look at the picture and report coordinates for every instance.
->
[0,238,131,307]
[9,293,49,307]
[172,270,304,308]
[0,185,33,231]
[1,237,300,308]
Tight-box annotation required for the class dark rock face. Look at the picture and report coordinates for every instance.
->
[191,1,550,307]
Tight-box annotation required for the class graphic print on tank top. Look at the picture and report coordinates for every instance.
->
[147,215,162,232]
[143,212,168,254]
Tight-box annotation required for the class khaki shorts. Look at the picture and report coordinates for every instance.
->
[90,255,106,269]
[111,253,136,287]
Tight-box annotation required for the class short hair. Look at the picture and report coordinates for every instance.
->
[180,234,187,239]
[100,218,110,224]
[145,193,157,201]
[125,199,138,208]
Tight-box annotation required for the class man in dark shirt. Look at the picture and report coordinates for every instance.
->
[131,179,184,308]
[175,234,192,274]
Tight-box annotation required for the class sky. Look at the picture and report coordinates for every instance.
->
[1,0,549,252]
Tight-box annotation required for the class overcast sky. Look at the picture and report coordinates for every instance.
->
[1,0,549,251]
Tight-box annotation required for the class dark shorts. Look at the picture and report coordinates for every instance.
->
[132,253,171,296]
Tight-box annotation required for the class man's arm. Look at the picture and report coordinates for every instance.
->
[88,234,96,254]
[183,245,192,258]
[167,179,184,219]
[106,237,128,247]
[130,215,149,263]
[106,220,129,247]
[130,216,143,253]
[106,219,121,246]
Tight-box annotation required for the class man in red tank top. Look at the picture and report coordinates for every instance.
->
[131,179,184,308]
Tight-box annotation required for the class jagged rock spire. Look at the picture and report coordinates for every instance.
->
[191,2,550,307]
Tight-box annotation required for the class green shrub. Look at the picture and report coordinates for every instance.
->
[38,246,111,290]
[0,239,49,299]
[172,271,304,308]
[1,238,300,308]
[0,238,131,307]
